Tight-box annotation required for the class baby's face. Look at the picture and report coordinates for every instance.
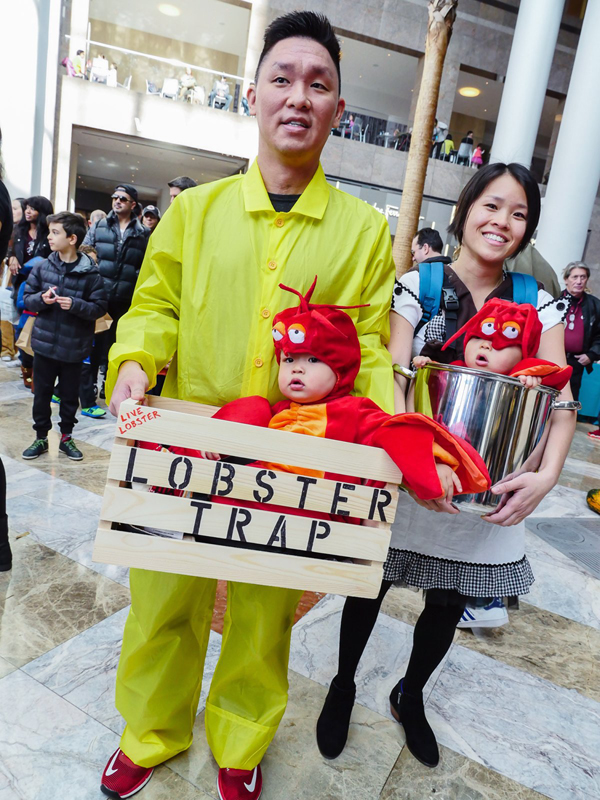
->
[464,337,523,375]
[278,353,337,403]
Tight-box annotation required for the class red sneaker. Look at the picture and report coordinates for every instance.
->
[217,764,262,800]
[588,429,600,440]
[101,748,154,798]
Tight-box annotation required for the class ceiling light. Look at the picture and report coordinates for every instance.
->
[459,87,480,98]
[158,4,181,16]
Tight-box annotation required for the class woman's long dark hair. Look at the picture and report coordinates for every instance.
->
[16,195,54,255]
[448,162,540,258]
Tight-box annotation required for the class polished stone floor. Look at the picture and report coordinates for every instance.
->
[1,357,600,800]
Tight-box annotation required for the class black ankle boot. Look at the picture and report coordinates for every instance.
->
[0,514,11,572]
[316,677,356,759]
[389,678,439,767]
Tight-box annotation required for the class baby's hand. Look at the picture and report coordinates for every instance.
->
[518,375,542,389]
[436,463,462,502]
[412,356,432,369]
[200,451,221,460]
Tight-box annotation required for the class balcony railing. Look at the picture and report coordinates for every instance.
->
[63,36,249,115]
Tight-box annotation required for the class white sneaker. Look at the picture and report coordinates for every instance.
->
[1,355,12,362]
[457,597,508,629]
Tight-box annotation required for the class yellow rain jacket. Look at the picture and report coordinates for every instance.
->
[108,161,395,770]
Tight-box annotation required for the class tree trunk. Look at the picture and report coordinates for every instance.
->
[392,0,458,277]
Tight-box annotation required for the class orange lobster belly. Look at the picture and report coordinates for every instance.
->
[262,402,327,478]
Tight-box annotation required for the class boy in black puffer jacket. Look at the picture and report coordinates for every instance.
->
[22,212,107,461]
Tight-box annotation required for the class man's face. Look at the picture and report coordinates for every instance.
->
[169,186,182,204]
[143,214,158,231]
[249,37,345,164]
[565,268,588,297]
[411,236,429,264]
[112,191,135,217]
[278,352,337,403]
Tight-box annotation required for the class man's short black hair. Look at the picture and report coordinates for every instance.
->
[168,176,197,191]
[47,211,87,248]
[415,227,443,253]
[447,162,540,259]
[255,11,341,91]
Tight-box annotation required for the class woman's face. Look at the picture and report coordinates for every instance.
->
[565,268,588,297]
[461,174,528,265]
[25,205,39,224]
[11,200,23,224]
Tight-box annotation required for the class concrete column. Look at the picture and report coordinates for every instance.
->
[490,0,564,167]
[435,39,460,130]
[536,0,600,278]
[543,97,565,179]
[407,56,424,128]
[69,0,90,61]
[242,0,269,100]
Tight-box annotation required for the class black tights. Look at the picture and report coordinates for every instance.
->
[336,583,467,695]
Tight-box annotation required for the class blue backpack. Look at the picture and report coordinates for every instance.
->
[416,261,538,342]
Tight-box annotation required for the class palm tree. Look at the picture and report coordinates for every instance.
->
[392,0,458,276]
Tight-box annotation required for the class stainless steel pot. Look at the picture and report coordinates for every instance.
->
[411,363,567,514]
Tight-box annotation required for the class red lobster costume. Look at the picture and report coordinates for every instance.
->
[208,277,490,502]
[442,298,572,390]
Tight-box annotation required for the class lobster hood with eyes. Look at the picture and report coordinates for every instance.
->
[442,298,542,359]
[271,277,366,400]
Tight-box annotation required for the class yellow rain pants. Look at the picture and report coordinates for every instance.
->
[116,567,302,769]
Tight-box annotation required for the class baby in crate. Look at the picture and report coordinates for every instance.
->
[131,278,491,544]
[198,276,490,517]
[412,298,572,391]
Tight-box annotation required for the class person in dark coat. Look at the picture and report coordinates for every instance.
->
[560,261,600,400]
[83,183,149,395]
[7,195,54,382]
[22,212,107,461]
[0,129,13,571]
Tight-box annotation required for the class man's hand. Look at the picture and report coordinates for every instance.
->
[575,354,591,366]
[109,361,150,416]
[55,295,72,310]
[42,286,57,304]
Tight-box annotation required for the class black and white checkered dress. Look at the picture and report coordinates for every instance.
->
[385,269,567,597]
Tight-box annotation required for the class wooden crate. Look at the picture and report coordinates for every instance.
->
[93,395,401,598]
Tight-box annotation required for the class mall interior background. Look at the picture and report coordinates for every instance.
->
[0,0,597,280]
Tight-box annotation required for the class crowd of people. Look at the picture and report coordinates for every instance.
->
[0,10,598,800]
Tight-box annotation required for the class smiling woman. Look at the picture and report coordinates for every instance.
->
[317,161,577,769]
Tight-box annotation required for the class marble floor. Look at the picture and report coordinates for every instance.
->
[1,357,600,800]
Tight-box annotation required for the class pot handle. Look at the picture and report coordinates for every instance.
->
[393,363,416,380]
[551,400,582,411]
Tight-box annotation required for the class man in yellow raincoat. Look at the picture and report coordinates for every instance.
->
[100,11,395,800]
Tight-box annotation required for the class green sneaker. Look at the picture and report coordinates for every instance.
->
[23,438,49,459]
[51,395,61,404]
[81,405,106,418]
[59,437,83,461]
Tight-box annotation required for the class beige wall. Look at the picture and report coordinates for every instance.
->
[449,113,487,148]
[89,19,240,96]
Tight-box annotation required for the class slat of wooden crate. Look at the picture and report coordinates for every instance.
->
[93,526,384,598]
[107,445,398,523]
[115,398,403,484]
[100,485,391,561]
